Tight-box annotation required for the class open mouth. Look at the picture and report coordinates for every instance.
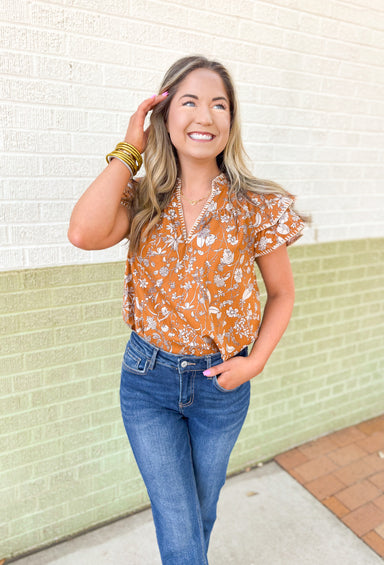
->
[188,132,215,141]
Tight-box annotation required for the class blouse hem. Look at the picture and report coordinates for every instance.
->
[254,223,304,258]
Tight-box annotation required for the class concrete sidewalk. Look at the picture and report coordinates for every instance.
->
[11,461,382,565]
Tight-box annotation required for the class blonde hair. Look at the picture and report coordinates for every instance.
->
[128,55,301,253]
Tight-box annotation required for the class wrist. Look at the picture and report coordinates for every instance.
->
[247,354,266,375]
[106,142,142,177]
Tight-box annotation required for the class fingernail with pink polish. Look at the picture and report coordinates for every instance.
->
[151,94,156,99]
[203,370,211,376]
[162,91,168,96]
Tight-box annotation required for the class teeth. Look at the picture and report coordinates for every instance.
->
[189,133,213,140]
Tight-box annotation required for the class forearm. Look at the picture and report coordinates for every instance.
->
[68,92,168,251]
[68,158,131,249]
[248,290,295,371]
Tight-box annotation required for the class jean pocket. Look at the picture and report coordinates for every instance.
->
[212,375,240,393]
[122,345,150,375]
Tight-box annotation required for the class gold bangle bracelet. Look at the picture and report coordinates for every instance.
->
[116,142,143,168]
[105,141,143,176]
[116,142,142,161]
[106,149,137,167]
[106,151,139,176]
[117,148,142,170]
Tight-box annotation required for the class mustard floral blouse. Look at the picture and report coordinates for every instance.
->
[121,173,304,361]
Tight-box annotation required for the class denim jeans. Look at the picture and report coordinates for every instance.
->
[120,331,250,565]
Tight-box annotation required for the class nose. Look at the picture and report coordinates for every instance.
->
[196,104,213,126]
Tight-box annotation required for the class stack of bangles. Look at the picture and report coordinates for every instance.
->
[106,142,143,177]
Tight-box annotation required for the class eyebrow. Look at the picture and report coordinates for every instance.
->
[179,94,229,103]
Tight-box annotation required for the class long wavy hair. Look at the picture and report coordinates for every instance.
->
[127,55,303,253]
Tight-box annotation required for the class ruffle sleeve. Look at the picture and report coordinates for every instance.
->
[247,192,305,257]
[120,179,138,208]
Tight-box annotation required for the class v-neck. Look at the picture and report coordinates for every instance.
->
[175,174,224,243]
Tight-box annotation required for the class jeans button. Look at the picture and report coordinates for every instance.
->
[181,361,188,368]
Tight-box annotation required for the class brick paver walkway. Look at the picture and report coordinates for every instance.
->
[275,414,384,558]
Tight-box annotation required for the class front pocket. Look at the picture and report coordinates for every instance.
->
[122,346,150,375]
[212,375,240,393]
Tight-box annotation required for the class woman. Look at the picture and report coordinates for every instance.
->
[68,55,305,565]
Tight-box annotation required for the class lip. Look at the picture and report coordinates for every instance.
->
[187,131,216,142]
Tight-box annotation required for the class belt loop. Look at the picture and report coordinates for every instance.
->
[207,355,212,369]
[149,346,159,370]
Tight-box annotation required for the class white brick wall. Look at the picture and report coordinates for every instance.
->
[1,0,383,270]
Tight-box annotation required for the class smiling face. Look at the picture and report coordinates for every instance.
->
[166,68,231,172]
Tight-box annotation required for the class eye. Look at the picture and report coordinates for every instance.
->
[213,103,226,110]
[182,100,196,107]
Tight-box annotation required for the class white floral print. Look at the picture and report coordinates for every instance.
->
[121,174,304,360]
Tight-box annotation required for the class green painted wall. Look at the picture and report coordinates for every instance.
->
[1,239,383,560]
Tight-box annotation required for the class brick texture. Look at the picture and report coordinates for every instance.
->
[1,0,384,270]
[275,414,384,558]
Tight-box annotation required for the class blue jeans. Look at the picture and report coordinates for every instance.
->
[120,331,250,565]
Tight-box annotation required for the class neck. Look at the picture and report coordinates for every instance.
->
[179,161,221,197]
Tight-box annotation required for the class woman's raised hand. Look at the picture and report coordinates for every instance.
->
[124,92,168,154]
[68,92,168,251]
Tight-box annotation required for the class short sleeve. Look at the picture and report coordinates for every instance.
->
[249,193,305,257]
[120,179,138,208]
